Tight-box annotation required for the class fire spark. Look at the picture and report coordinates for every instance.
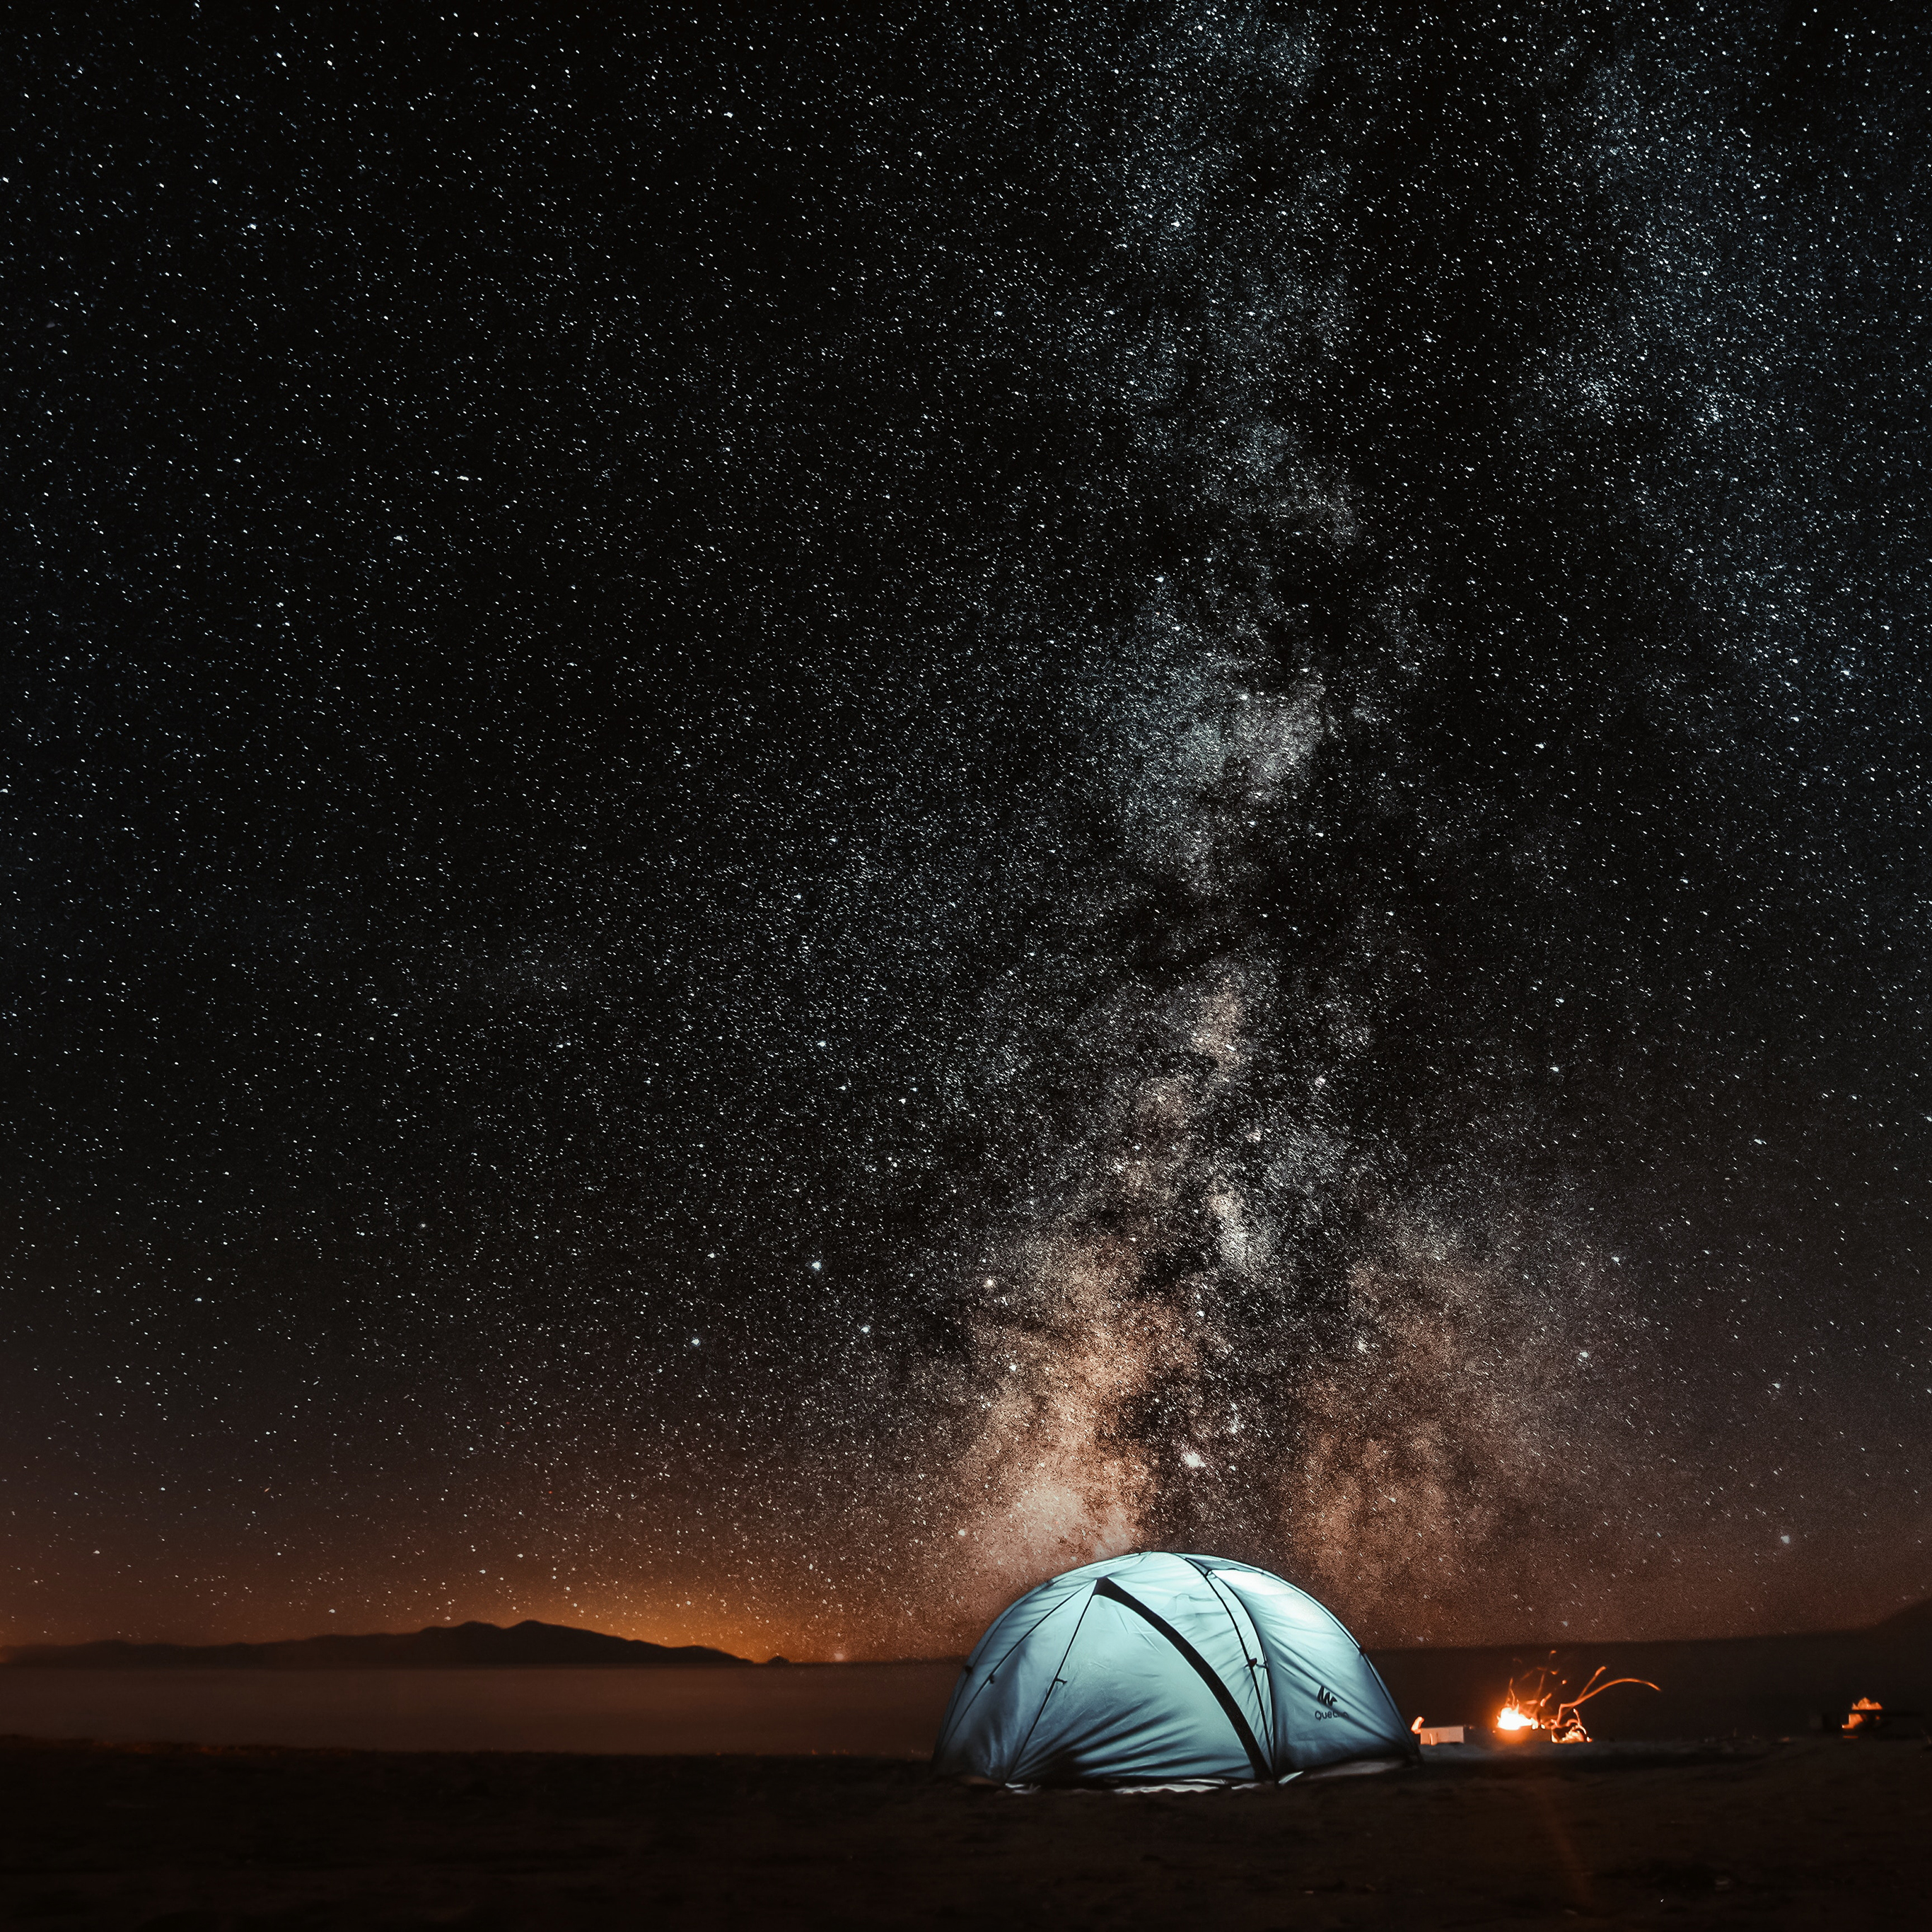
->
[1496,1658,1660,1743]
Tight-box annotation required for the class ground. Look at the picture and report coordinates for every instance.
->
[0,1735,1924,1929]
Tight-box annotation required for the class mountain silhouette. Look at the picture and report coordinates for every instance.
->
[1866,1598,1932,1642]
[0,1618,751,1670]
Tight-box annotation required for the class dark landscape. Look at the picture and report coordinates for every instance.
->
[0,1620,751,1674]
[2,1609,1928,1926]
[9,1606,1930,1742]
[1372,1598,1932,1742]
[1,1731,1926,1931]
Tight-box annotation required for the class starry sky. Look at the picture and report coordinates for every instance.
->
[7,4,1929,1660]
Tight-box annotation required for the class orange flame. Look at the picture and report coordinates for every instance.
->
[1842,1697,1883,1735]
[1496,1656,1660,1743]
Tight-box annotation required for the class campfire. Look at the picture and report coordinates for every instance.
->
[1841,1697,1885,1736]
[1495,1657,1660,1744]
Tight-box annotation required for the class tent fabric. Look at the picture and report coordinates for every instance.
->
[932,1551,1414,1786]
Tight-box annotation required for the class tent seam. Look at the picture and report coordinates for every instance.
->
[1215,1572,1412,1765]
[1189,1560,1277,1774]
[1002,1583,1098,1784]
[932,1587,1088,1762]
[1093,1576,1272,1783]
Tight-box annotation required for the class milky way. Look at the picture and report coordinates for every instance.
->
[7,6,1929,1657]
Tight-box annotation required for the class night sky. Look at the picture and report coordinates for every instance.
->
[8,4,1930,1661]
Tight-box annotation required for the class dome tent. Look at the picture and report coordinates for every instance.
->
[933,1552,1414,1786]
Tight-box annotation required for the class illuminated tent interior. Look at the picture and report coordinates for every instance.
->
[933,1552,1414,1786]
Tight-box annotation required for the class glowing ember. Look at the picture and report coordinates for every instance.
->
[1495,1656,1660,1743]
[1842,1697,1885,1735]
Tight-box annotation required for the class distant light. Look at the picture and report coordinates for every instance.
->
[810,1260,822,1272]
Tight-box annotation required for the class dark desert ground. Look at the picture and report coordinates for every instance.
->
[3,1609,1928,1930]
[1,1729,1925,1930]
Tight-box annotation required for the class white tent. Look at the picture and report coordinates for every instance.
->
[933,1551,1414,1786]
